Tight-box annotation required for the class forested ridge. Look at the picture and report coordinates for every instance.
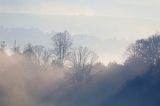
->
[0,32,160,106]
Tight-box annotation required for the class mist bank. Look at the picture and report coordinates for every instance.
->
[0,53,159,106]
[0,34,160,106]
[0,53,138,106]
[0,53,66,106]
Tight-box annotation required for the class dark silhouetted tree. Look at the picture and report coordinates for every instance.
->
[23,43,35,60]
[13,40,20,54]
[126,34,160,66]
[33,45,45,65]
[69,46,98,83]
[0,41,6,53]
[51,31,72,65]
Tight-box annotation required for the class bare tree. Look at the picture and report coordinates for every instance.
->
[23,43,35,60]
[126,34,160,65]
[42,49,53,65]
[0,41,6,53]
[13,40,21,54]
[51,31,72,65]
[69,46,98,83]
[23,44,53,65]
[33,45,54,65]
[33,45,45,65]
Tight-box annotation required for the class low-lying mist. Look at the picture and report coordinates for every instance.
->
[0,34,160,106]
[0,52,154,106]
[0,53,66,106]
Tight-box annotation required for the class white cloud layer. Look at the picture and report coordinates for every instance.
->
[1,0,160,19]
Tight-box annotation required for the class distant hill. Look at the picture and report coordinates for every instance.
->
[0,26,53,47]
[0,27,131,63]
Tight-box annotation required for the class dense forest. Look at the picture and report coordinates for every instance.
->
[0,31,160,106]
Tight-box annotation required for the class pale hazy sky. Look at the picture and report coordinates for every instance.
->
[0,0,160,39]
[1,0,160,37]
[0,0,160,18]
[0,0,160,63]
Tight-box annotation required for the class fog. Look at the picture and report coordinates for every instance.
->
[1,0,160,105]
[0,31,160,106]
[0,53,65,106]
[0,52,152,106]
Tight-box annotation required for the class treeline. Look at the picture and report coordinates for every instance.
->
[1,32,160,82]
[48,34,160,106]
[1,32,160,106]
[0,31,98,83]
[1,32,160,81]
[0,31,97,65]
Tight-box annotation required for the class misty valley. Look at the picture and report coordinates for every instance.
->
[1,0,160,105]
[0,31,160,106]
